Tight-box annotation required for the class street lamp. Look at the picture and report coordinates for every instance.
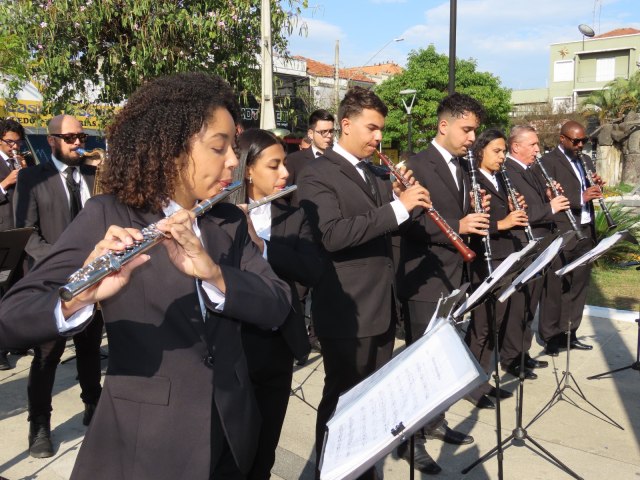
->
[400,89,417,155]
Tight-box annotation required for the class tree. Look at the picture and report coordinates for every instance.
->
[580,71,640,123]
[374,45,512,153]
[0,0,306,126]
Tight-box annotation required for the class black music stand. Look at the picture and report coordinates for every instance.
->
[0,227,34,295]
[462,231,584,480]
[526,232,630,432]
[454,237,552,480]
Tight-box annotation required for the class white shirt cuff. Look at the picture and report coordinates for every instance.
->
[391,199,411,225]
[201,281,226,311]
[55,300,95,334]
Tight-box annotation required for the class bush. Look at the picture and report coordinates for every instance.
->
[593,202,640,267]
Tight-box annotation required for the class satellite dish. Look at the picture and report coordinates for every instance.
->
[578,24,596,37]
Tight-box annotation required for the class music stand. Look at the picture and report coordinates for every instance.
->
[526,232,629,432]
[454,237,550,480]
[462,231,584,480]
[0,227,34,295]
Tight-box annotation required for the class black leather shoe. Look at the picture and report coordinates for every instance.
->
[570,339,593,350]
[425,424,474,445]
[525,354,549,369]
[397,437,442,474]
[0,351,11,371]
[487,386,513,399]
[504,363,538,380]
[544,342,560,357]
[29,416,54,458]
[83,403,97,426]
[464,394,495,409]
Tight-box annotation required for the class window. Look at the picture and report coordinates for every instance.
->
[554,60,574,82]
[596,58,615,82]
[552,97,573,114]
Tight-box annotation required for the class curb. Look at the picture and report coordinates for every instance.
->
[584,304,639,322]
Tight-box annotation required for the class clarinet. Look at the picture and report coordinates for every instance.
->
[466,151,493,274]
[498,164,535,242]
[533,154,586,241]
[578,149,617,230]
[376,152,476,263]
[247,185,297,211]
[59,181,242,301]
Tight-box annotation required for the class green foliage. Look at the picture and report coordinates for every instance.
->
[593,202,640,268]
[374,45,512,153]
[0,0,306,126]
[580,71,640,123]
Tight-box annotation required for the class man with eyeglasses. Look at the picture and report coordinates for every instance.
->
[538,120,603,356]
[285,109,335,189]
[14,114,103,458]
[0,118,28,370]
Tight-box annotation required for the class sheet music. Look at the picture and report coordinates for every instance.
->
[452,240,538,319]
[320,322,485,480]
[555,232,624,276]
[498,235,564,303]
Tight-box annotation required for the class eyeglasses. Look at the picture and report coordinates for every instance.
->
[314,129,335,137]
[49,133,88,143]
[563,135,588,146]
[0,138,22,147]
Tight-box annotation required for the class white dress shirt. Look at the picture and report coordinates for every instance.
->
[559,146,591,224]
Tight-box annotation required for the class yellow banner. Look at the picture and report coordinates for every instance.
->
[0,99,111,130]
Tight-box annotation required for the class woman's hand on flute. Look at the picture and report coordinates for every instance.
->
[61,226,150,316]
[158,209,226,293]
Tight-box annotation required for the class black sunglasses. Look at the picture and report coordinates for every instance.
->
[563,135,588,146]
[49,133,88,144]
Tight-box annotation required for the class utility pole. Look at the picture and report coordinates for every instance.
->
[260,0,276,129]
[448,0,457,94]
[334,40,340,115]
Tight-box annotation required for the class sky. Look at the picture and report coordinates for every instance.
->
[285,0,640,90]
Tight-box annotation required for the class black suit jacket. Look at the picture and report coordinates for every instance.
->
[259,199,325,360]
[397,143,472,302]
[14,161,96,266]
[285,147,315,187]
[298,148,401,338]
[0,159,16,231]
[0,195,291,479]
[538,147,596,240]
[504,156,555,243]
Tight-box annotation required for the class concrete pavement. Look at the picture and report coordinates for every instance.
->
[1,312,639,479]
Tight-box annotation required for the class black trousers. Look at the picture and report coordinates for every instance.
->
[242,327,294,480]
[27,311,104,420]
[539,224,595,343]
[315,321,395,480]
[499,277,541,366]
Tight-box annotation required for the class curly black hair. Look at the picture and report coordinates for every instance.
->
[0,118,25,139]
[338,86,388,123]
[102,72,240,213]
[437,92,486,124]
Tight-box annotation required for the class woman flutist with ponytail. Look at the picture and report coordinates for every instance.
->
[0,73,292,480]
[464,129,530,409]
[235,128,325,480]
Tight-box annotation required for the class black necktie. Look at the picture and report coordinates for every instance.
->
[65,167,82,219]
[572,158,587,191]
[452,157,465,205]
[357,160,381,206]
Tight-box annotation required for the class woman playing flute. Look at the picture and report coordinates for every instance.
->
[0,73,291,480]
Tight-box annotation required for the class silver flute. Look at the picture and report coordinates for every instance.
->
[498,164,535,242]
[466,150,493,274]
[577,149,617,230]
[533,154,586,241]
[247,185,297,211]
[59,181,242,301]
[10,149,23,170]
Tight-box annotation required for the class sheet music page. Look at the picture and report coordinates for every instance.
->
[452,240,537,319]
[320,322,485,480]
[555,232,624,276]
[498,235,564,303]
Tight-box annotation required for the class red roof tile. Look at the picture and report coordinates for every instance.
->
[593,28,640,39]
[293,56,375,83]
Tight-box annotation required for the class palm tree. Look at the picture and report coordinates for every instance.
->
[581,71,640,123]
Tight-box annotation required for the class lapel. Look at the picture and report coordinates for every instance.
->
[0,157,11,179]
[430,146,464,209]
[270,200,289,241]
[553,148,581,191]
[479,171,504,202]
[325,148,377,205]
[42,161,73,225]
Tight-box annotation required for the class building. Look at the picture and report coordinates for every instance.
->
[512,27,640,115]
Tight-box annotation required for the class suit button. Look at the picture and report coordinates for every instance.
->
[203,355,214,368]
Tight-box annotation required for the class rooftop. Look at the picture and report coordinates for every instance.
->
[594,27,640,39]
[293,56,375,83]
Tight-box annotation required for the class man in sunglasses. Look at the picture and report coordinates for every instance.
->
[538,120,603,356]
[14,114,103,458]
[0,118,28,371]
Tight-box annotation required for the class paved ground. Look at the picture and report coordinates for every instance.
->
[1,311,639,479]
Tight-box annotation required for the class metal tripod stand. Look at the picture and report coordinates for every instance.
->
[588,315,639,380]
